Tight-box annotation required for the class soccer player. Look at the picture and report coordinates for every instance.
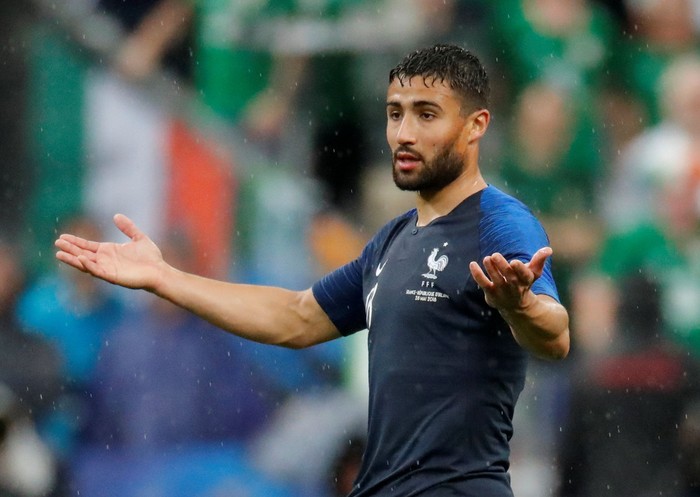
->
[55,44,570,496]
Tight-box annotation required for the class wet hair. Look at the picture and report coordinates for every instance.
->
[389,43,490,112]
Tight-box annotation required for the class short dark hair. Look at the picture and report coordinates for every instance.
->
[389,44,490,112]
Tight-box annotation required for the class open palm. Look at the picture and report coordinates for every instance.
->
[469,247,552,310]
[55,214,164,290]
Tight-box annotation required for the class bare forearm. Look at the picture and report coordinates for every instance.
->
[151,264,340,349]
[131,0,192,52]
[499,293,570,360]
[114,0,193,79]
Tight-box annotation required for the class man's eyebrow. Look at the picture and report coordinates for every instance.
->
[386,100,442,109]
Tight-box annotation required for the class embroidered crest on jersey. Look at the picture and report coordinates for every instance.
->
[421,247,449,280]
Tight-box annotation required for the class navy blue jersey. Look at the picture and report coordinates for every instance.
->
[312,186,559,497]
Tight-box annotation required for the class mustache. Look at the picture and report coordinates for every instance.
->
[392,146,423,162]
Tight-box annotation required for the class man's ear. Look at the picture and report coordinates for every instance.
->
[468,109,490,143]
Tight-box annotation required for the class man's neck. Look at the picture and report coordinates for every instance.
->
[415,168,487,226]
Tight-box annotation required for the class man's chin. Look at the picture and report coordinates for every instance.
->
[392,171,421,192]
[395,183,420,192]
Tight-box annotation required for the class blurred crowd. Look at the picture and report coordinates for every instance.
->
[2,0,700,496]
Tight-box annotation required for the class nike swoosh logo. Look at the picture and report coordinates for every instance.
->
[376,261,387,277]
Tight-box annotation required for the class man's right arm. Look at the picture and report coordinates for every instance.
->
[154,268,342,348]
[55,214,341,348]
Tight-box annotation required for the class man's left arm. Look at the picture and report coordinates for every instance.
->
[469,247,570,360]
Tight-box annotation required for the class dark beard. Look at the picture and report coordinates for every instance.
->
[392,145,465,193]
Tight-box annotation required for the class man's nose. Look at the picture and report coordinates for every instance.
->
[395,116,417,144]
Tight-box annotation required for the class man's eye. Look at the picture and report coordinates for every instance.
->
[388,112,401,120]
[421,113,435,120]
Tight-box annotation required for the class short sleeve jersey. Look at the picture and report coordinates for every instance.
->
[312,186,559,497]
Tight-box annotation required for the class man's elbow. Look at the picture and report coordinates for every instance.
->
[536,330,570,361]
[537,301,571,360]
[266,327,316,349]
[276,290,340,349]
[277,333,314,350]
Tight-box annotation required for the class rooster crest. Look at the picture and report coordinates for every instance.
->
[422,247,449,279]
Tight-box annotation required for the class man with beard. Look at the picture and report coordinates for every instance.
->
[54,44,570,497]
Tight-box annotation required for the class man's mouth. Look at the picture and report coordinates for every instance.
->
[394,150,422,171]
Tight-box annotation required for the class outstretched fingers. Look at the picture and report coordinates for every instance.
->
[57,233,101,253]
[469,253,509,289]
[54,234,102,272]
[55,248,87,272]
[55,237,115,281]
[55,236,97,261]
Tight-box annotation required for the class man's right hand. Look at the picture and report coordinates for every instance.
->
[55,213,166,291]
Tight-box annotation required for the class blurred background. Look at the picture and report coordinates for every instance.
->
[2,0,700,496]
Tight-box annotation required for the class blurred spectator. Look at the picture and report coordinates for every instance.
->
[600,0,700,153]
[251,390,368,496]
[0,3,35,237]
[27,0,235,280]
[567,270,620,358]
[329,435,366,497]
[496,81,604,306]
[572,223,685,358]
[679,398,700,496]
[0,384,56,497]
[484,0,630,217]
[85,0,194,244]
[557,272,700,497]
[610,0,699,127]
[84,233,274,450]
[192,0,318,166]
[596,54,700,353]
[23,0,193,273]
[98,0,193,83]
[604,53,700,235]
[85,301,274,448]
[230,176,347,403]
[574,53,700,350]
[193,0,353,283]
[0,238,61,421]
[195,0,452,217]
[16,215,124,458]
[488,0,617,104]
[0,239,62,497]
[486,0,634,159]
